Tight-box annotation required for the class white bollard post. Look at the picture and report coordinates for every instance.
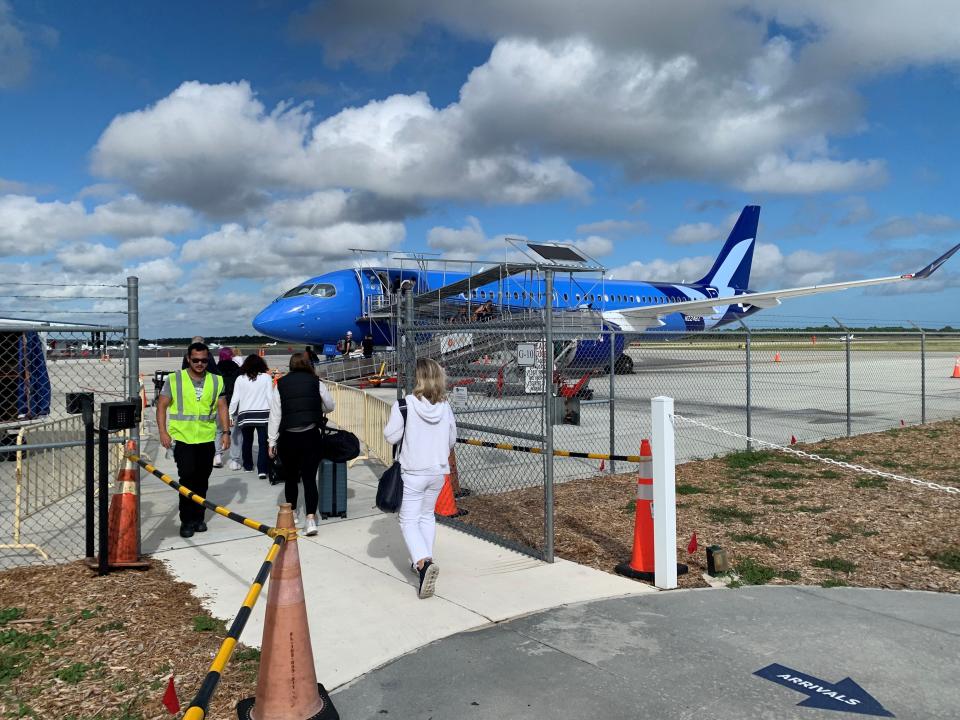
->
[651,396,678,589]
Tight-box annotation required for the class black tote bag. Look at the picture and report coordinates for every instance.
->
[376,400,406,513]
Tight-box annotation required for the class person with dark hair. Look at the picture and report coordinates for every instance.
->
[305,345,321,367]
[268,352,335,536]
[217,347,243,470]
[181,336,223,464]
[229,354,273,478]
[157,342,230,538]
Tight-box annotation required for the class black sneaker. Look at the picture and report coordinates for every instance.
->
[194,521,208,533]
[179,523,195,538]
[418,560,439,599]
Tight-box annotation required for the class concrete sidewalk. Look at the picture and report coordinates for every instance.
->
[139,432,652,689]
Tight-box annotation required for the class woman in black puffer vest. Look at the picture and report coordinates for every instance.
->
[267,352,336,536]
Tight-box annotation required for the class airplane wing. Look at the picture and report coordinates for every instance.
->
[606,241,960,330]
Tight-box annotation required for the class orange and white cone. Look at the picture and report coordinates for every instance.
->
[107,440,149,568]
[952,357,960,379]
[774,351,782,363]
[236,504,338,720]
[615,439,655,581]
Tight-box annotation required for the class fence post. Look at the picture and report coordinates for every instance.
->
[126,276,141,555]
[651,396,677,589]
[833,317,852,436]
[910,323,926,424]
[543,269,555,563]
[609,328,616,474]
[738,320,751,451]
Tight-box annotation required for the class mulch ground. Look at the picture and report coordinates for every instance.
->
[1,421,958,719]
[458,418,960,591]
[0,559,258,720]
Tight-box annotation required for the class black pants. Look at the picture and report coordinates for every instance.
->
[174,441,215,525]
[241,424,268,474]
[279,428,321,516]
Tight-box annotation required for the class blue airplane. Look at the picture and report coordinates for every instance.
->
[252,205,960,369]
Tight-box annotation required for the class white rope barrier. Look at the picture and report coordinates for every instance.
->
[671,413,960,496]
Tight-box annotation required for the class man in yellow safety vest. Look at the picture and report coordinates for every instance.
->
[157,341,230,538]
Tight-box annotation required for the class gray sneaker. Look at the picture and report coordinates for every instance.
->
[418,561,439,599]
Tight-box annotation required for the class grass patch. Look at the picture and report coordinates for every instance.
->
[821,578,849,588]
[0,608,24,625]
[929,549,960,572]
[54,662,94,684]
[818,470,842,479]
[724,450,776,470]
[757,469,802,480]
[813,557,857,574]
[795,505,831,514]
[96,621,125,633]
[761,480,798,490]
[736,557,776,585]
[676,483,708,495]
[707,507,756,525]
[777,569,802,582]
[827,532,851,544]
[192,615,226,633]
[234,647,261,663]
[730,533,779,548]
[854,476,888,489]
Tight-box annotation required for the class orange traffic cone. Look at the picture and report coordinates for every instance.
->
[435,475,468,518]
[107,440,149,568]
[615,439,655,581]
[236,504,338,720]
[773,352,782,363]
[952,357,960,378]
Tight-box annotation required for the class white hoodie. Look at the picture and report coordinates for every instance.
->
[383,394,457,476]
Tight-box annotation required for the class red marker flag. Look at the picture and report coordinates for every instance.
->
[599,458,605,471]
[687,532,698,554]
[790,435,797,445]
[162,675,180,714]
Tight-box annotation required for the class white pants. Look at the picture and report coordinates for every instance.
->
[398,473,444,565]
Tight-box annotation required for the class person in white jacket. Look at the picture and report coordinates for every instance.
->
[228,354,274,479]
[384,357,457,599]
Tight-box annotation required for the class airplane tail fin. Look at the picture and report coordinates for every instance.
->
[695,205,760,290]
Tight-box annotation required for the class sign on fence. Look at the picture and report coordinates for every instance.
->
[451,385,468,409]
[441,333,473,355]
[517,343,536,367]
[524,341,546,394]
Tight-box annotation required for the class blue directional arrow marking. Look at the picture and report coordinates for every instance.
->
[754,663,894,717]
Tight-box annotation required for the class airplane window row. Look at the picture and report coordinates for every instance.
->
[282,284,314,298]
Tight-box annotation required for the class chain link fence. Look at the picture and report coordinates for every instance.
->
[1,301,139,568]
[398,305,960,560]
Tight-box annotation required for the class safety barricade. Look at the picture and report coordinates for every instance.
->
[126,454,338,719]
[323,381,394,467]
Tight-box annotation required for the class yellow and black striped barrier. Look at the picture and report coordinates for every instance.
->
[456,437,643,463]
[182,532,292,720]
[127,454,279,538]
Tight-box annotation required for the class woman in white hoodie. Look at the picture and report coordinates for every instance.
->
[228,354,274,478]
[384,357,457,599]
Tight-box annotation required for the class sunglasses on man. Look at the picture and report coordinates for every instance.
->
[189,357,209,365]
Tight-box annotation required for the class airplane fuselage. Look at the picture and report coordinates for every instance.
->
[252,267,759,346]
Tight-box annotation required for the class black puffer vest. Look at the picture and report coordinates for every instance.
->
[277,371,325,430]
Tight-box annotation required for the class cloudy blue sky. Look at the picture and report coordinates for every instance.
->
[2,0,959,337]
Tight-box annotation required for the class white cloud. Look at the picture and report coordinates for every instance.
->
[668,222,723,246]
[837,196,873,226]
[117,236,176,259]
[90,195,194,238]
[56,243,123,273]
[737,153,886,194]
[869,214,960,240]
[0,195,87,255]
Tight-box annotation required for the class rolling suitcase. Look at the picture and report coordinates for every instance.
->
[318,459,348,519]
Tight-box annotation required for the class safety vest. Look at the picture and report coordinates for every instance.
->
[167,370,221,444]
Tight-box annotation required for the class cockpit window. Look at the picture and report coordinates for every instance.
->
[282,284,314,298]
[310,284,337,298]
